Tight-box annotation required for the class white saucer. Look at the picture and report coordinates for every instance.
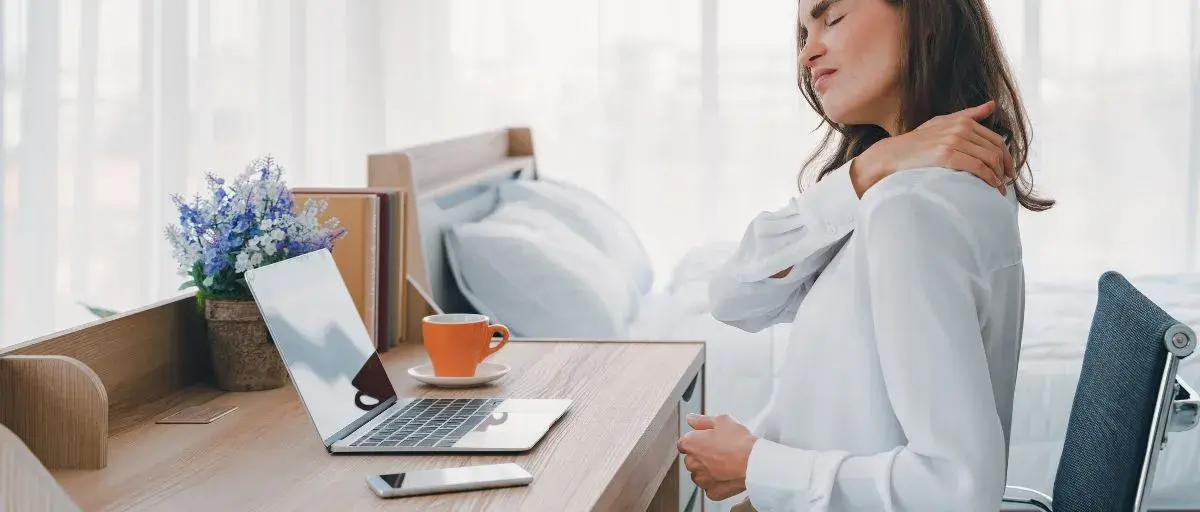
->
[407,362,511,388]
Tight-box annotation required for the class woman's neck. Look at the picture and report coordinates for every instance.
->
[874,94,904,136]
[880,119,901,137]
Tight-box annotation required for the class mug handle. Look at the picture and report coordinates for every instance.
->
[485,324,510,358]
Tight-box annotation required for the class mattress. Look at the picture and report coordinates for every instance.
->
[643,243,1200,507]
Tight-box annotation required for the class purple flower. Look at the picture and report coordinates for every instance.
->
[164,156,343,296]
[232,213,251,234]
[202,245,226,276]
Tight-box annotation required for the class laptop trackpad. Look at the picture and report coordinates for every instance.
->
[455,412,561,449]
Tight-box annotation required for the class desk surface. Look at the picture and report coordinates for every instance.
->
[53,340,705,512]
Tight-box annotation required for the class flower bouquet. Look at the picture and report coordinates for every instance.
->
[165,156,344,391]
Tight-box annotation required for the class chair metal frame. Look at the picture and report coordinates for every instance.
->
[1000,323,1197,512]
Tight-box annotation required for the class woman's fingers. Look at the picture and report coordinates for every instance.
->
[942,149,1006,196]
[925,106,1012,176]
[915,101,993,131]
[955,130,1007,184]
[968,123,1014,178]
[949,100,996,122]
[970,121,1007,153]
[941,116,1011,184]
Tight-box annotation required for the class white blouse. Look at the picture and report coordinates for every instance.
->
[710,161,1025,511]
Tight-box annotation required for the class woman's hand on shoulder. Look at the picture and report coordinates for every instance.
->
[850,100,1014,197]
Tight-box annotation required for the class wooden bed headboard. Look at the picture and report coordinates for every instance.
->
[367,127,538,345]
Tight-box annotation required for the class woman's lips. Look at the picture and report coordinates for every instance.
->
[814,70,836,93]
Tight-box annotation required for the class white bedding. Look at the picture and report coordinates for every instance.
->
[639,243,1200,508]
[630,242,786,428]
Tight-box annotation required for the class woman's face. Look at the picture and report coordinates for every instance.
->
[799,0,905,132]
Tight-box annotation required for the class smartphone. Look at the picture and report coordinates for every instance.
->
[366,463,533,498]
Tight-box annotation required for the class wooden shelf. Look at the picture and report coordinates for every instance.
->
[0,293,208,469]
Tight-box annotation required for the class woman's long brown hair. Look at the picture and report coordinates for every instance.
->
[798,0,1054,211]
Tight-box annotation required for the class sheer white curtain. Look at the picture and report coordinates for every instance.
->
[383,0,824,285]
[3,0,1200,346]
[389,0,1200,284]
[1018,0,1199,280]
[1,0,387,345]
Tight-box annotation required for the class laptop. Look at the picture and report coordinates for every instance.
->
[243,248,571,453]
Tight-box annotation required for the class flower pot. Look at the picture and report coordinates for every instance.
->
[204,299,289,391]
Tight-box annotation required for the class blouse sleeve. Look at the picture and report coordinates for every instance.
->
[708,160,860,333]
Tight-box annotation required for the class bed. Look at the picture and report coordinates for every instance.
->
[368,128,1200,509]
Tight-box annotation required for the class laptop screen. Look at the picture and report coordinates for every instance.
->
[244,249,398,446]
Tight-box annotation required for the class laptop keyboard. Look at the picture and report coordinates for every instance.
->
[350,398,503,448]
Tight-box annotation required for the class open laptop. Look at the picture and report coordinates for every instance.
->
[243,248,571,453]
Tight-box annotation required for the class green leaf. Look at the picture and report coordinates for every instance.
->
[178,280,196,290]
[78,301,120,319]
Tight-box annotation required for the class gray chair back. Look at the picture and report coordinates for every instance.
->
[1052,271,1194,512]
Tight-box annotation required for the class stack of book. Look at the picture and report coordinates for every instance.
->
[291,187,407,352]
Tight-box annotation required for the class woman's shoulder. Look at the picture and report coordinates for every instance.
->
[859,167,1022,267]
[861,167,1015,220]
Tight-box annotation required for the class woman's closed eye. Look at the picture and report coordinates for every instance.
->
[826,13,846,27]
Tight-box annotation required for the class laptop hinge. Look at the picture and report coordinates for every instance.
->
[325,396,400,448]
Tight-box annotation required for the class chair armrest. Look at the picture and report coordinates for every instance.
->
[1168,375,1198,433]
[1001,485,1053,512]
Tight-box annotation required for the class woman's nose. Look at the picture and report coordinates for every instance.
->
[799,38,826,69]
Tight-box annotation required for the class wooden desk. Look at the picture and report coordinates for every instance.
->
[51,340,705,511]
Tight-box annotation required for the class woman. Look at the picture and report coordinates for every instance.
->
[676,0,1054,511]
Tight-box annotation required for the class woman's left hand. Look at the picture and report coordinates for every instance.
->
[677,414,758,500]
[852,100,1013,197]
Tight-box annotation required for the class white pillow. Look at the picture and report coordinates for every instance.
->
[499,179,654,296]
[444,201,633,339]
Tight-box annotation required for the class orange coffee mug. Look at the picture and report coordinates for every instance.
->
[422,313,510,377]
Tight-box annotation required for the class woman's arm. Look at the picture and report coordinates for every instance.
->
[711,102,1013,334]
[708,160,859,333]
[742,189,1007,511]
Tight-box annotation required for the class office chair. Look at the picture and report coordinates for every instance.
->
[1002,271,1199,512]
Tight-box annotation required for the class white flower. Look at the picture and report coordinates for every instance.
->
[250,253,263,267]
[234,252,251,273]
[265,181,285,205]
[164,225,203,276]
[260,218,274,230]
[249,234,267,250]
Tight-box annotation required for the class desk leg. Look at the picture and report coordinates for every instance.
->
[647,458,681,512]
